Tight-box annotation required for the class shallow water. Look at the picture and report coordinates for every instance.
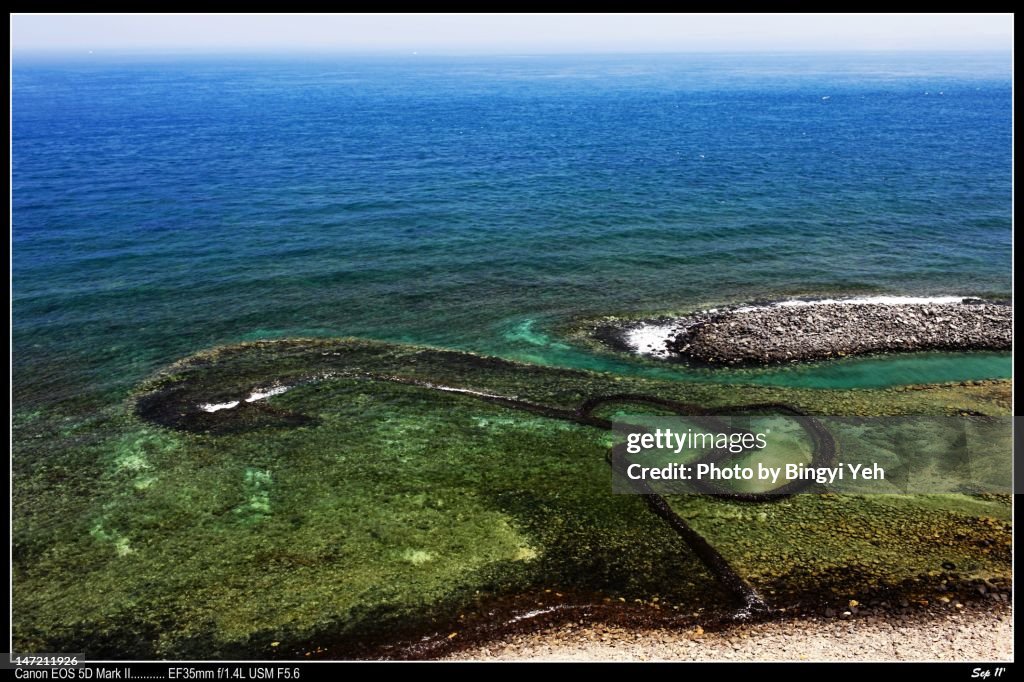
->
[14,337,1009,657]
[492,316,1011,389]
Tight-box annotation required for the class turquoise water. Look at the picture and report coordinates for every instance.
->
[492,317,1010,388]
[12,53,1012,407]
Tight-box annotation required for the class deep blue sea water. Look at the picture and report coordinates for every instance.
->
[12,53,1012,407]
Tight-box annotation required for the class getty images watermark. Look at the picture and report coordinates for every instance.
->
[610,415,1012,495]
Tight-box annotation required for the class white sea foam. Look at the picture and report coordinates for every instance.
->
[420,382,512,400]
[623,323,681,359]
[199,400,240,413]
[199,385,292,412]
[733,295,969,312]
[245,385,290,402]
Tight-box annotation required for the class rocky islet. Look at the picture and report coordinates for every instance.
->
[617,299,1011,366]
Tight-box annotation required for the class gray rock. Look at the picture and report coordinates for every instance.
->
[660,301,1011,366]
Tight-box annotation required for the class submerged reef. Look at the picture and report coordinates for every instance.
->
[12,338,1012,658]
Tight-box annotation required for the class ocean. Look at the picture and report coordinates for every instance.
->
[12,52,1012,409]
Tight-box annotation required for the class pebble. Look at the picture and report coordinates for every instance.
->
[448,602,1012,661]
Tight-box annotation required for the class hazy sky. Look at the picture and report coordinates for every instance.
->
[10,13,1013,54]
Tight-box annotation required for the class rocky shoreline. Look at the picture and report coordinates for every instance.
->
[612,299,1011,366]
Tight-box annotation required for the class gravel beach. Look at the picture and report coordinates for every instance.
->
[614,299,1011,366]
[448,601,1012,661]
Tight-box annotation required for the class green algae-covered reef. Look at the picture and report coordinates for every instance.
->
[12,338,1012,658]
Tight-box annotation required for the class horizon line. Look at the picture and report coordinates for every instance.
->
[11,46,1015,57]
